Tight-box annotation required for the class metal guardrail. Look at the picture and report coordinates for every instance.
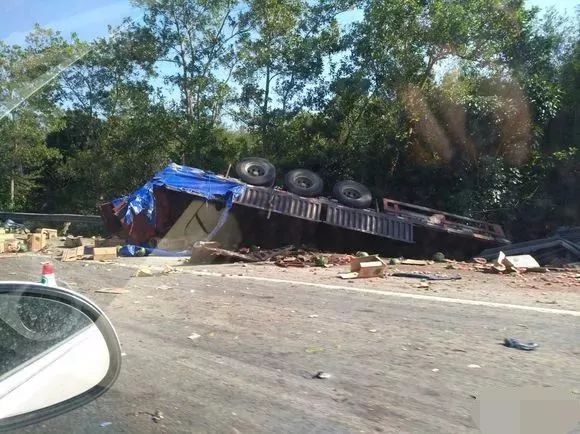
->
[0,212,102,225]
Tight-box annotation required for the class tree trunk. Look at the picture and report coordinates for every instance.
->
[262,64,270,154]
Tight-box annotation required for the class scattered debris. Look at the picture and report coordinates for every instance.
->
[308,314,319,318]
[27,233,46,252]
[2,219,28,233]
[431,368,439,372]
[338,255,386,279]
[3,239,21,253]
[400,259,431,266]
[328,254,354,265]
[136,410,164,423]
[93,247,118,262]
[96,288,130,294]
[391,271,461,281]
[474,251,545,274]
[151,411,164,423]
[64,235,88,248]
[536,300,557,304]
[61,246,86,262]
[503,337,538,351]
[135,267,154,277]
[312,371,331,379]
[191,242,260,264]
[479,228,580,267]
[467,364,481,369]
[188,333,201,340]
[162,264,176,274]
[503,254,540,270]
[368,329,377,333]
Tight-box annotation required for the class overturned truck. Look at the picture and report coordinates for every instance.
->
[101,160,509,259]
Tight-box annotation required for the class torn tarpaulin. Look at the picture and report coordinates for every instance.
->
[119,244,190,257]
[106,163,246,244]
[115,163,246,226]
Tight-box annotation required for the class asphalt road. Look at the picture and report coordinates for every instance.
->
[2,256,579,433]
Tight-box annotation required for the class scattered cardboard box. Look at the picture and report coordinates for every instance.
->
[503,254,540,270]
[4,239,20,253]
[27,233,46,252]
[93,247,117,261]
[37,228,58,240]
[61,246,86,262]
[338,255,386,279]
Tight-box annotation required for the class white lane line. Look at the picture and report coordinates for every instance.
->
[112,260,579,317]
[178,270,580,317]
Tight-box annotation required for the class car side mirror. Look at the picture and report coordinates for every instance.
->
[0,282,121,431]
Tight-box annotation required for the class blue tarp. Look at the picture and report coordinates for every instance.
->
[118,244,190,257]
[115,163,246,228]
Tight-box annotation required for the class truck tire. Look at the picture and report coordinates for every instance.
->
[332,180,372,209]
[235,157,276,186]
[284,169,324,197]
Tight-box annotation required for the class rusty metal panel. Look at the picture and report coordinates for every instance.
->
[325,204,414,243]
[234,186,322,221]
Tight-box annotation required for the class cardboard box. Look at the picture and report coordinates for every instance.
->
[504,254,540,270]
[94,236,123,248]
[61,246,86,262]
[4,239,20,253]
[339,255,386,279]
[93,247,117,261]
[37,228,58,240]
[27,233,46,252]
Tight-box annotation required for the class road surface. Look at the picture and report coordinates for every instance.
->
[1,255,579,433]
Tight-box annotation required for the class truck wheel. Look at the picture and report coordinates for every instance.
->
[332,180,372,209]
[235,157,276,186]
[284,169,324,197]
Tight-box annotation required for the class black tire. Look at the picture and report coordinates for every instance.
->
[332,180,372,209]
[235,157,276,186]
[284,169,324,197]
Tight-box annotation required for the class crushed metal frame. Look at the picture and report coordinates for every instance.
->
[233,186,415,244]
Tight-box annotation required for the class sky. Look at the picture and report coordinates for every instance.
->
[1,0,578,46]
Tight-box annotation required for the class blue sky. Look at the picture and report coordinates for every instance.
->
[1,0,578,46]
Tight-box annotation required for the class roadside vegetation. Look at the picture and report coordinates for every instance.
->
[0,0,578,240]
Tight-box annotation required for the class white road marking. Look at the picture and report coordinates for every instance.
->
[111,259,580,317]
[177,270,580,317]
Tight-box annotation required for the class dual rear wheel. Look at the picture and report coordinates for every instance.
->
[235,157,372,209]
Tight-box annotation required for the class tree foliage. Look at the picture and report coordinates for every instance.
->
[0,0,577,238]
